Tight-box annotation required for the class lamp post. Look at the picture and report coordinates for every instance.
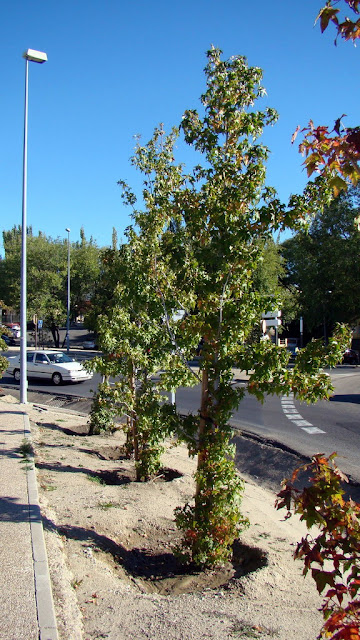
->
[20,48,47,405]
[65,228,71,353]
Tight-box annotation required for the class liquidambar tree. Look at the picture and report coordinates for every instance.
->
[115,47,349,567]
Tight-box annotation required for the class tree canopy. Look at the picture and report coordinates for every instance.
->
[281,187,360,334]
[0,226,101,345]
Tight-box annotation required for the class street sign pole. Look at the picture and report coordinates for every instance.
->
[33,314,38,350]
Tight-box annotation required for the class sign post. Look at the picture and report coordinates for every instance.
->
[33,314,38,350]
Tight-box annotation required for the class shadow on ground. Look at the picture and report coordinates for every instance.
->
[42,515,267,596]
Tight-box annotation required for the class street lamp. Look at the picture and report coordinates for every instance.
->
[20,48,47,404]
[65,228,71,353]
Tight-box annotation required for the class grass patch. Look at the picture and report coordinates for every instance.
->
[19,438,33,458]
[71,578,83,590]
[97,501,118,510]
[86,474,106,485]
[19,438,34,469]
[230,622,277,638]
[40,481,57,491]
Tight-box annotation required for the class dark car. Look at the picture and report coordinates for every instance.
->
[342,348,359,365]
[1,333,16,346]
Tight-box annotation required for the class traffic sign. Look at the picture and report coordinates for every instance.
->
[265,318,282,327]
[261,309,281,319]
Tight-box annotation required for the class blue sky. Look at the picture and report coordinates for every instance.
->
[1,0,359,253]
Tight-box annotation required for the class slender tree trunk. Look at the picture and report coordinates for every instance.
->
[129,363,140,480]
[196,367,209,498]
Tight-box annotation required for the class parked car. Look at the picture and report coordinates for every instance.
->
[342,348,359,365]
[1,333,16,346]
[11,325,20,338]
[4,323,20,338]
[6,350,93,385]
[82,339,97,350]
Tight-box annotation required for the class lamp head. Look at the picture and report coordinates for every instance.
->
[23,49,47,63]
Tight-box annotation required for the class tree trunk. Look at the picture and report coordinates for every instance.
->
[129,363,140,480]
[195,367,209,499]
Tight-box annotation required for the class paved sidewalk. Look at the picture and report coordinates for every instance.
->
[0,397,58,640]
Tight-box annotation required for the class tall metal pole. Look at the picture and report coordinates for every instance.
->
[19,49,47,404]
[20,58,29,404]
[65,228,71,353]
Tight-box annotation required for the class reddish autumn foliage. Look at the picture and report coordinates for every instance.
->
[293,119,360,195]
[318,1,360,43]
[294,2,360,194]
[276,453,360,640]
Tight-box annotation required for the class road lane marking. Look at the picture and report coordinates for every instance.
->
[280,396,326,435]
[302,426,326,434]
[292,419,313,427]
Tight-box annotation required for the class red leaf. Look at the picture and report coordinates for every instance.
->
[318,6,340,33]
[334,115,347,135]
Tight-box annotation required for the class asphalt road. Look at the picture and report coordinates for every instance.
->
[1,348,359,483]
[174,366,360,484]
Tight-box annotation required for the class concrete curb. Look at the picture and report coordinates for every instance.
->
[23,412,59,640]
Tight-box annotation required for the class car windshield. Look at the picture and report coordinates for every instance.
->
[47,353,74,363]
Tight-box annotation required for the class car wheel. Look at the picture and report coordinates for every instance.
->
[14,369,20,382]
[52,372,63,386]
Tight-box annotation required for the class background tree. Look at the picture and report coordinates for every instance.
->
[0,227,67,345]
[0,226,101,346]
[281,187,360,338]
[70,228,100,323]
[252,237,300,334]
[0,331,10,378]
[84,244,125,333]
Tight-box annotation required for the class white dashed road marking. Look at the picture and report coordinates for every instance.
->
[302,426,326,435]
[280,395,326,434]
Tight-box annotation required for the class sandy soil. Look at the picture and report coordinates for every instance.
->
[19,399,328,640]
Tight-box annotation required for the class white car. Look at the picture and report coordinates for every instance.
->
[11,325,21,338]
[7,350,93,386]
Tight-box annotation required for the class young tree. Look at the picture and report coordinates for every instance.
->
[87,235,184,480]
[112,48,350,567]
